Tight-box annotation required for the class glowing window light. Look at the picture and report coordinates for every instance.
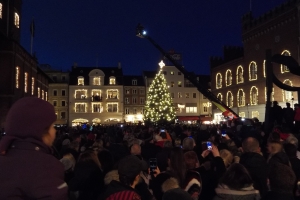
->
[252,111,259,118]
[237,89,245,107]
[45,92,48,101]
[107,89,118,99]
[31,77,34,95]
[14,12,20,28]
[216,73,222,89]
[263,60,266,78]
[92,103,103,113]
[41,90,44,100]
[282,79,293,102]
[93,77,100,85]
[281,50,291,73]
[75,89,87,99]
[239,112,245,117]
[109,77,116,85]
[106,103,118,112]
[249,61,257,81]
[75,103,87,113]
[217,93,223,101]
[226,91,233,108]
[24,72,28,93]
[225,69,232,86]
[38,87,40,98]
[250,86,258,105]
[78,77,84,85]
[16,67,19,88]
[236,65,244,84]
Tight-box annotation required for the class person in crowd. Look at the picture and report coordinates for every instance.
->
[239,137,268,197]
[60,152,76,183]
[104,170,119,186]
[156,141,173,172]
[131,143,142,156]
[213,163,260,200]
[68,150,104,200]
[162,178,193,200]
[283,102,295,130]
[285,134,300,159]
[98,150,115,176]
[0,97,68,199]
[182,137,196,152]
[266,140,283,161]
[294,104,300,133]
[262,162,296,200]
[101,155,143,200]
[270,101,283,126]
[219,149,233,168]
[284,143,300,180]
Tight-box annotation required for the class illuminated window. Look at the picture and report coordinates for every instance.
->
[45,92,47,101]
[282,79,293,102]
[237,89,245,107]
[38,87,40,98]
[125,97,129,104]
[125,108,130,114]
[178,92,182,98]
[107,89,118,99]
[132,79,137,85]
[75,103,87,113]
[42,90,44,100]
[185,93,189,98]
[110,77,116,85]
[132,97,137,104]
[170,81,174,87]
[186,107,197,113]
[252,111,259,118]
[216,73,222,89]
[170,71,174,75]
[24,72,28,93]
[225,70,232,86]
[92,103,103,113]
[78,77,84,85]
[203,106,208,112]
[265,87,274,102]
[16,67,19,88]
[249,61,257,81]
[263,60,266,77]
[281,50,291,73]
[93,77,100,85]
[107,103,118,112]
[14,12,20,28]
[239,112,245,117]
[250,86,258,105]
[75,90,87,99]
[236,65,244,84]
[0,3,2,19]
[178,81,182,87]
[217,93,223,101]
[226,91,233,108]
[31,77,34,95]
[91,90,102,101]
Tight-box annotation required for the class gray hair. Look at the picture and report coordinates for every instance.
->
[182,137,195,151]
[285,134,298,148]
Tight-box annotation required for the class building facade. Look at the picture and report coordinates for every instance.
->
[211,1,300,122]
[68,66,124,126]
[123,76,146,123]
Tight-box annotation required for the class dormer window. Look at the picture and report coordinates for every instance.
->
[14,12,20,28]
[93,77,100,85]
[281,50,291,73]
[110,77,116,85]
[132,79,137,85]
[78,77,84,85]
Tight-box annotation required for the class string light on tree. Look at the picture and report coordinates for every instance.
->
[144,60,176,124]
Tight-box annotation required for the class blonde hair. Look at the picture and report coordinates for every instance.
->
[220,149,233,167]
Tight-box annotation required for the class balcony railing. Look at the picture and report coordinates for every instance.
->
[91,95,103,102]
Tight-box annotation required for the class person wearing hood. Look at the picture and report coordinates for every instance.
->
[0,97,68,199]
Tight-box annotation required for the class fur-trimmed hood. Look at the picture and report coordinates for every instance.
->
[214,184,260,200]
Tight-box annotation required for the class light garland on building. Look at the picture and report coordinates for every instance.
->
[281,50,291,73]
[225,69,232,86]
[237,89,245,107]
[24,72,28,93]
[216,73,222,89]
[226,91,233,108]
[15,67,19,88]
[282,79,293,102]
[236,65,244,84]
[249,61,257,81]
[31,77,34,95]
[250,86,258,105]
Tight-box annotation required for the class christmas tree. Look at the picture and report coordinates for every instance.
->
[144,61,176,124]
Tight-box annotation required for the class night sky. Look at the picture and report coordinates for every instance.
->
[20,0,286,75]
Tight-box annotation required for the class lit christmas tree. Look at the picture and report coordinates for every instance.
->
[144,61,176,124]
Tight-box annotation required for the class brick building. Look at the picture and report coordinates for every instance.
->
[211,0,300,122]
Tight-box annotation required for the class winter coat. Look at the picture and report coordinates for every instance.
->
[213,184,260,200]
[0,139,68,199]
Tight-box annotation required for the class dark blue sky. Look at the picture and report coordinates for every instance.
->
[20,0,286,75]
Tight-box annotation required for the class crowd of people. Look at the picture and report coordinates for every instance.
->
[1,97,300,200]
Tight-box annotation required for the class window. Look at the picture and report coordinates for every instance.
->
[249,61,257,81]
[125,108,130,114]
[75,103,87,113]
[0,3,2,19]
[107,90,118,99]
[107,103,118,112]
[45,92,48,101]
[178,81,182,87]
[61,101,66,107]
[132,89,137,94]
[41,90,44,100]
[186,107,197,113]
[140,89,144,94]
[16,67,19,88]
[193,93,196,98]
[178,92,182,98]
[24,72,28,93]
[225,70,232,86]
[78,77,84,85]
[252,111,259,118]
[53,100,57,106]
[31,77,34,95]
[62,76,66,81]
[170,81,174,87]
[52,76,57,82]
[281,50,291,73]
[140,97,144,104]
[178,72,181,75]
[93,77,100,85]
[132,79,137,85]
[170,71,174,75]
[92,103,103,113]
[62,90,66,96]
[282,79,293,102]
[133,108,137,114]
[53,90,57,96]
[75,90,87,99]
[216,73,222,89]
[203,106,208,112]
[226,91,233,108]
[125,89,130,94]
[38,87,40,98]
[237,89,245,107]
[125,97,129,104]
[110,77,116,85]
[171,93,174,98]
[236,65,244,84]
[250,86,258,105]
[239,112,245,118]
[185,93,189,98]
[14,12,20,28]
[61,112,66,119]
[132,97,137,104]
[217,93,223,101]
